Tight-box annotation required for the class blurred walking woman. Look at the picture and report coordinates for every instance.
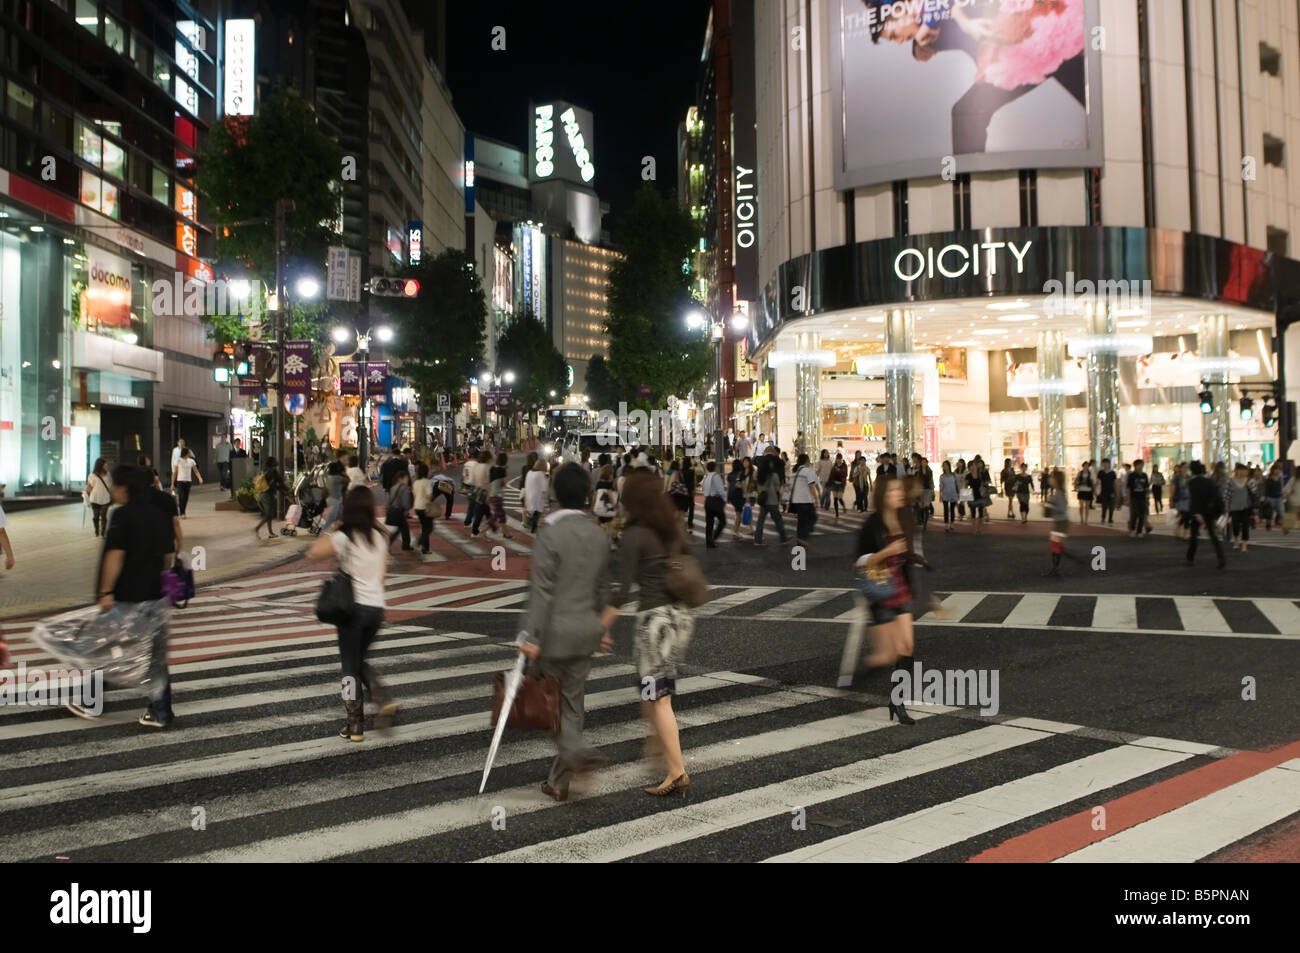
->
[606,470,696,796]
[306,485,397,742]
[86,458,112,537]
[855,475,919,725]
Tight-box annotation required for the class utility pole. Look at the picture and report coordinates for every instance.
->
[271,197,294,514]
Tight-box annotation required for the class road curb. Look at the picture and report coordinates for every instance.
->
[0,546,310,623]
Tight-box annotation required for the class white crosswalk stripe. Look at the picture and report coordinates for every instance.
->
[0,609,1286,863]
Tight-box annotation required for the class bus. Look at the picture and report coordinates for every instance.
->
[542,404,595,441]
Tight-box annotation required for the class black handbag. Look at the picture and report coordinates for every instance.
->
[315,570,355,626]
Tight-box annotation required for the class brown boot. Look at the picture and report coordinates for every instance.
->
[363,663,398,728]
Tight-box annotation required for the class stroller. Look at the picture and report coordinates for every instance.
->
[281,468,329,536]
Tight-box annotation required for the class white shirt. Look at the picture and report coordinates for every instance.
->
[170,446,184,470]
[346,466,368,489]
[412,478,433,514]
[524,469,549,513]
[754,440,770,457]
[791,465,819,505]
[86,472,113,505]
[331,527,387,608]
[702,472,726,498]
[174,457,200,482]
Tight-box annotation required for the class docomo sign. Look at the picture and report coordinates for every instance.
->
[224,20,256,118]
[85,249,132,328]
[534,105,555,178]
[894,240,1033,281]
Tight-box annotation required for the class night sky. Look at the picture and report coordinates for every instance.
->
[445,0,711,238]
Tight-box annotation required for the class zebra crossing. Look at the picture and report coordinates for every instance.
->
[1,606,1295,863]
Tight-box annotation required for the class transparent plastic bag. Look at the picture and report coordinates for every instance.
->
[29,598,170,690]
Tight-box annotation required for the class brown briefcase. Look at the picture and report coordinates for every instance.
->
[491,669,561,733]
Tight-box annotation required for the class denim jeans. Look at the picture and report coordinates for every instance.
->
[146,613,173,723]
[753,504,786,542]
[337,604,385,688]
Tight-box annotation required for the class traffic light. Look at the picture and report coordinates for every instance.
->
[368,277,420,297]
[1198,387,1213,414]
[1262,398,1278,427]
[1239,396,1253,421]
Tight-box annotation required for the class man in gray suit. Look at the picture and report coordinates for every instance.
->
[518,462,616,801]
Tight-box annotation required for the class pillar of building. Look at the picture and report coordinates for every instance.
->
[794,330,822,454]
[1085,302,1121,464]
[1198,314,1232,466]
[884,308,915,461]
[1038,329,1066,472]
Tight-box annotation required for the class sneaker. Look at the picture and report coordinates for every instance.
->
[66,703,101,720]
[138,711,171,729]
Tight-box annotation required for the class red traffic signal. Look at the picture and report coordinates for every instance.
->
[368,277,421,297]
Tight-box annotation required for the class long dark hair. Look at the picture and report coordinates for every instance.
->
[620,470,683,548]
[871,473,904,515]
[340,485,379,544]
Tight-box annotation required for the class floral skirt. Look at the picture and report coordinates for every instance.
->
[635,603,694,700]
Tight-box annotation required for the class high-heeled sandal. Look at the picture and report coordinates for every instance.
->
[645,773,690,797]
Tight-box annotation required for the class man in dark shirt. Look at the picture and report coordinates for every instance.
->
[379,445,407,492]
[1097,458,1118,524]
[1185,460,1225,568]
[74,465,177,727]
[1126,458,1151,537]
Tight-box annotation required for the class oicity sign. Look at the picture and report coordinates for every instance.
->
[893,240,1033,281]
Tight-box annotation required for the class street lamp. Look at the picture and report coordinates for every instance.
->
[295,276,321,300]
[333,323,393,467]
[686,305,747,461]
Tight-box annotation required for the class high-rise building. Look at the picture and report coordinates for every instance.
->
[738,0,1299,469]
[0,0,224,493]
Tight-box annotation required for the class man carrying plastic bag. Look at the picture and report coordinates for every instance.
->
[47,464,177,728]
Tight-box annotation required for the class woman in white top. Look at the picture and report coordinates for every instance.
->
[85,458,113,537]
[307,485,396,742]
[345,452,368,490]
[171,447,203,518]
[523,459,550,532]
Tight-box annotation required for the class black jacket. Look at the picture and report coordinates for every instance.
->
[1187,475,1222,517]
[857,511,918,561]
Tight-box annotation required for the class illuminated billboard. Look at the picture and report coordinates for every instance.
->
[224,19,256,117]
[528,101,596,186]
[828,0,1103,189]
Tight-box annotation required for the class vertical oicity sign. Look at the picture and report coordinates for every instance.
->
[224,20,256,118]
[731,0,759,300]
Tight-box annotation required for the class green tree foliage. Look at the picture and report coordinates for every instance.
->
[195,87,345,345]
[604,184,711,412]
[495,309,568,417]
[383,247,487,415]
[584,354,621,413]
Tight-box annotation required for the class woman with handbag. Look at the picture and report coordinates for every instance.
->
[306,485,397,741]
[954,459,970,520]
[965,459,992,535]
[252,458,289,541]
[85,458,113,537]
[385,468,414,551]
[605,470,697,797]
[412,462,435,554]
[828,453,849,521]
[517,463,616,801]
[524,458,549,533]
[726,458,746,537]
[854,475,920,725]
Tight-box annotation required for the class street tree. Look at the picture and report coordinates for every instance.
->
[195,86,345,345]
[604,184,711,413]
[495,308,568,423]
[584,354,621,413]
[384,247,487,421]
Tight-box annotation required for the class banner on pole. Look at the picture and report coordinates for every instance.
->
[339,362,362,395]
[284,340,311,397]
[366,362,388,398]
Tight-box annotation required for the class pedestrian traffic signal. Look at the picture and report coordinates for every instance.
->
[1198,388,1213,414]
[368,277,420,297]
[1240,396,1253,421]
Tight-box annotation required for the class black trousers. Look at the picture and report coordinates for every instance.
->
[337,604,384,689]
[704,497,726,543]
[1099,492,1116,522]
[754,504,786,542]
[1187,517,1225,564]
[218,461,231,489]
[1128,496,1148,533]
[433,488,454,519]
[1230,509,1251,542]
[417,513,433,551]
[175,481,192,515]
[943,500,957,524]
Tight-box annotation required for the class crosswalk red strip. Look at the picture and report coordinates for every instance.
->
[968,739,1300,862]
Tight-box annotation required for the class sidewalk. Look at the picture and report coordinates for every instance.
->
[0,484,313,620]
